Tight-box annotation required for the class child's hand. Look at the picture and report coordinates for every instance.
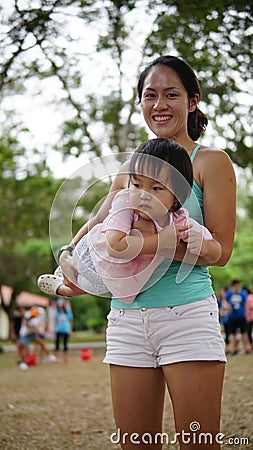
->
[184,226,205,256]
[158,225,188,257]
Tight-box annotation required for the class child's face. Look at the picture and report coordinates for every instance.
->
[129,173,175,225]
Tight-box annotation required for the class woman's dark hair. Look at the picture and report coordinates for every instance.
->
[137,55,208,141]
[129,138,193,211]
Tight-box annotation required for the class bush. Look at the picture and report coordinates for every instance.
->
[71,294,110,332]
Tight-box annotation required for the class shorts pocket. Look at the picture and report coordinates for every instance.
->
[167,296,218,320]
[107,308,124,326]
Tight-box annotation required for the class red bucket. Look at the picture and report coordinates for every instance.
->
[25,353,38,366]
[80,348,92,361]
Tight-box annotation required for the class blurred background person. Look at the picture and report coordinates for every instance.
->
[225,280,251,355]
[245,287,253,351]
[18,307,57,369]
[10,306,26,366]
[54,298,73,363]
[217,286,232,354]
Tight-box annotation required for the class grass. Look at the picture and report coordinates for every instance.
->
[68,330,106,343]
[1,331,106,350]
[0,348,252,449]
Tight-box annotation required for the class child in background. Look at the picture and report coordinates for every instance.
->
[18,307,57,369]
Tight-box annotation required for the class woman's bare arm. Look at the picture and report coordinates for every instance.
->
[59,162,130,290]
[197,149,236,266]
[169,149,236,266]
[70,161,130,247]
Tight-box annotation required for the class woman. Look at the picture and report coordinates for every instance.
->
[59,56,236,449]
[39,139,215,301]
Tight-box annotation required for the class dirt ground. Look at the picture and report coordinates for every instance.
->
[0,348,252,450]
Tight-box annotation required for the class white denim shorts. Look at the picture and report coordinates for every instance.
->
[103,295,226,368]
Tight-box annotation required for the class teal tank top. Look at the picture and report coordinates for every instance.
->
[111,144,214,309]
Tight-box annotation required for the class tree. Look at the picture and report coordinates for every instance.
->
[0,125,58,245]
[0,0,252,168]
[0,123,60,320]
[0,120,112,328]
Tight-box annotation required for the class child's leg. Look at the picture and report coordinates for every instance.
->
[56,284,87,297]
[20,343,29,361]
[35,337,58,361]
[56,284,75,296]
[35,337,50,355]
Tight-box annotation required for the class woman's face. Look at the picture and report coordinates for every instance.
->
[140,65,198,141]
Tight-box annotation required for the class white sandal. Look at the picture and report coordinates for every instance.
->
[54,266,63,278]
[37,274,63,296]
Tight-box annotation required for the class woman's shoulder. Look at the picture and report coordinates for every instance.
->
[197,145,232,162]
[195,145,235,183]
[196,145,234,168]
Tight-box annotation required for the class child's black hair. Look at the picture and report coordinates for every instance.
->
[129,138,193,211]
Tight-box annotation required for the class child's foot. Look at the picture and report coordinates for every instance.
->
[37,274,63,296]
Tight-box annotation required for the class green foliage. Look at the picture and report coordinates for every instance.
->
[0,0,252,167]
[0,125,58,245]
[70,295,110,332]
[0,124,59,315]
[74,178,111,223]
[0,239,51,299]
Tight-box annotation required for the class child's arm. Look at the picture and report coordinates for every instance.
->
[105,225,185,260]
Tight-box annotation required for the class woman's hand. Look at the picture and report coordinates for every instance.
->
[59,251,83,294]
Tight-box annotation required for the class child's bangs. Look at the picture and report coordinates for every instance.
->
[129,153,171,187]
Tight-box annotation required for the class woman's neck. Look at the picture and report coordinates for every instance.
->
[177,139,197,156]
[158,134,197,156]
